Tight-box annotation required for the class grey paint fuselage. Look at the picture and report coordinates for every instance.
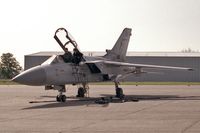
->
[13,55,132,86]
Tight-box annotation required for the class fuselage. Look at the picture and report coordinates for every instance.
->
[12,55,134,86]
[12,55,108,86]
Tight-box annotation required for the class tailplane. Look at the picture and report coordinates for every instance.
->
[104,28,132,61]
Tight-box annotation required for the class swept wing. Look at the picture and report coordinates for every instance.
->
[81,60,193,71]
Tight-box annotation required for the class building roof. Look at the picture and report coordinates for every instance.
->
[26,51,200,57]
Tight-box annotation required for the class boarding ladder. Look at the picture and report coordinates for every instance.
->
[72,64,88,84]
[72,64,89,97]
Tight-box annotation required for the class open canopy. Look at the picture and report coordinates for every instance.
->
[54,28,80,52]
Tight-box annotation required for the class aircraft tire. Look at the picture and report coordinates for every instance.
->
[116,87,124,98]
[61,95,66,102]
[56,95,61,102]
[56,95,66,102]
[77,87,85,97]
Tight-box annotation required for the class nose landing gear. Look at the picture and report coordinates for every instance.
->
[55,85,66,102]
[56,94,66,102]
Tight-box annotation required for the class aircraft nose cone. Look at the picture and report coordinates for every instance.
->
[12,66,46,85]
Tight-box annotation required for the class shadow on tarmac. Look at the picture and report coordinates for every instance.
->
[22,94,200,110]
[101,94,200,101]
[23,97,108,110]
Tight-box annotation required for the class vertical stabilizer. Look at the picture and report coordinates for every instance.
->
[104,28,132,61]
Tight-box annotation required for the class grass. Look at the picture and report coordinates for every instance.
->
[0,79,19,85]
[0,79,200,85]
[91,82,200,85]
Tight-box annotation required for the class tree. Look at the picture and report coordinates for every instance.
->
[0,53,22,79]
[0,62,2,79]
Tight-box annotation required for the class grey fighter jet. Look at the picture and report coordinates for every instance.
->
[12,28,193,102]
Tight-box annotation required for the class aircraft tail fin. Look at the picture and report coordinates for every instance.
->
[104,28,132,61]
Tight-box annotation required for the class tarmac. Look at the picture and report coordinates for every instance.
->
[1,85,200,133]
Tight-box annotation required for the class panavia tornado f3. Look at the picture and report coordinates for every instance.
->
[12,28,193,102]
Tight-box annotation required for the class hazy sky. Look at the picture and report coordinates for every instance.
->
[0,0,200,66]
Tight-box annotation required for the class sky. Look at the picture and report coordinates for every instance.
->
[0,0,200,67]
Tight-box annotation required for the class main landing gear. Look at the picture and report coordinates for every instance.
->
[54,82,125,102]
[114,81,125,99]
[77,83,89,98]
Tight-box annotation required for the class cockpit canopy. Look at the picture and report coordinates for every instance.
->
[42,55,64,65]
[42,51,84,65]
[54,28,80,52]
[42,28,84,66]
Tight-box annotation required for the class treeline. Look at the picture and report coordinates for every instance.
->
[0,53,22,79]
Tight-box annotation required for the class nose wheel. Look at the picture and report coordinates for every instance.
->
[55,85,66,102]
[56,94,66,102]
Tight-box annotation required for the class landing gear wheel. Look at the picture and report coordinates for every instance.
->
[56,95,66,102]
[56,95,61,102]
[61,95,66,102]
[116,87,124,99]
[77,87,86,97]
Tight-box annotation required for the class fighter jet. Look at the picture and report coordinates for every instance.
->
[12,28,193,102]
